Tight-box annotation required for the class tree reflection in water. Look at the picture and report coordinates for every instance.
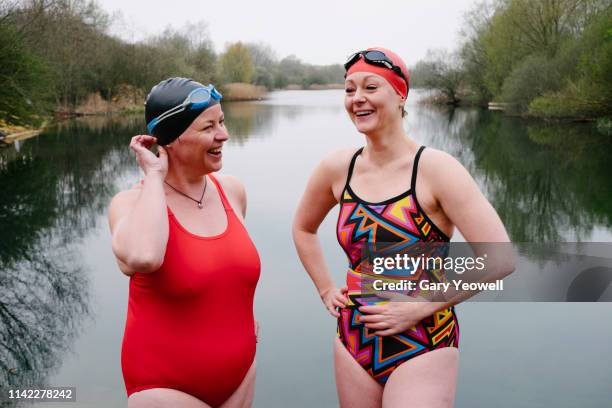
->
[409,105,612,242]
[0,96,610,405]
[0,116,139,404]
[223,101,276,144]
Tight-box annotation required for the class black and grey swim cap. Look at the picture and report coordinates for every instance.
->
[145,77,221,146]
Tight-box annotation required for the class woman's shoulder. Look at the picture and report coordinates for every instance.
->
[214,173,245,196]
[419,146,473,186]
[213,173,246,214]
[424,145,465,163]
[319,146,362,176]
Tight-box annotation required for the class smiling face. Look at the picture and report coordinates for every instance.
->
[344,72,405,135]
[166,104,229,173]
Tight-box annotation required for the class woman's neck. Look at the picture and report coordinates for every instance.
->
[164,156,208,191]
[362,124,416,166]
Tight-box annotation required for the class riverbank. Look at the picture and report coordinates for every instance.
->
[0,83,265,142]
[221,83,267,101]
[0,119,47,146]
[416,89,487,108]
[418,88,611,132]
[1,83,349,137]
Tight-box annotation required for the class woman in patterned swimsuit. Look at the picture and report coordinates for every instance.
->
[292,48,512,407]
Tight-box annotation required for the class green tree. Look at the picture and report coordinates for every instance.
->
[459,0,497,103]
[529,6,612,118]
[277,55,305,85]
[481,0,608,98]
[220,42,254,83]
[0,21,48,125]
[500,54,561,110]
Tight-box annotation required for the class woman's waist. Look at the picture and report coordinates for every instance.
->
[127,297,255,315]
[338,303,456,321]
[123,315,257,352]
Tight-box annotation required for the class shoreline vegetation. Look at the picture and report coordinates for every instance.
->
[0,0,346,138]
[1,1,610,141]
[0,82,346,143]
[408,0,611,128]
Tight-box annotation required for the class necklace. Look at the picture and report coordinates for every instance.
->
[164,177,208,209]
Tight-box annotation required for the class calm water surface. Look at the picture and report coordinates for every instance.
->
[1,90,611,407]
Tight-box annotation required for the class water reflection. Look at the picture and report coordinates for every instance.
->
[405,104,612,242]
[0,116,138,405]
[223,98,343,144]
[223,102,276,143]
[0,93,610,407]
[461,114,612,242]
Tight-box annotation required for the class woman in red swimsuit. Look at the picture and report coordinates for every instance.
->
[109,77,260,408]
[293,48,513,407]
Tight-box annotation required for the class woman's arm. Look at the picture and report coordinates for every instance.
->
[108,135,170,275]
[292,154,349,317]
[420,149,515,302]
[430,149,510,243]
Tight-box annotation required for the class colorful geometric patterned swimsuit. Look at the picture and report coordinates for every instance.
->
[336,145,460,385]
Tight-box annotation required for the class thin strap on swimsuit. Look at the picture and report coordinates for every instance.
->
[344,147,365,191]
[343,145,425,197]
[410,145,426,192]
[208,174,233,213]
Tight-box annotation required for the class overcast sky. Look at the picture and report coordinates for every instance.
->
[97,0,479,66]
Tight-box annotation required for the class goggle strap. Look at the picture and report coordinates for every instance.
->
[147,85,222,134]
[155,104,187,124]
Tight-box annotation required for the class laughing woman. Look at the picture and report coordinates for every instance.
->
[292,48,512,407]
[109,78,259,408]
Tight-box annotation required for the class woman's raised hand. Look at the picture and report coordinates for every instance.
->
[129,135,168,178]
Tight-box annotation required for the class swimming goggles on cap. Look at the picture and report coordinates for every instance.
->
[344,50,408,85]
[147,85,222,134]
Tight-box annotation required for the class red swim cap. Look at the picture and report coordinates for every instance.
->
[346,47,410,99]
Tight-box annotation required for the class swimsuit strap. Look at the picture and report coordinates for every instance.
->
[208,174,233,213]
[344,147,365,191]
[410,145,426,193]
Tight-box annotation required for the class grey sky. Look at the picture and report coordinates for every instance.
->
[98,0,479,66]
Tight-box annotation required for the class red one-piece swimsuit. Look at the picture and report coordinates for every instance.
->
[121,174,260,407]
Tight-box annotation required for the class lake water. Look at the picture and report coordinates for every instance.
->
[1,90,611,407]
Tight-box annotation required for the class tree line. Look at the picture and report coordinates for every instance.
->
[0,0,344,126]
[411,0,611,119]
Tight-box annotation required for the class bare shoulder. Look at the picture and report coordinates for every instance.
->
[419,147,480,207]
[321,147,360,172]
[214,174,247,216]
[420,147,470,181]
[420,147,458,166]
[311,147,359,198]
[215,174,246,199]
